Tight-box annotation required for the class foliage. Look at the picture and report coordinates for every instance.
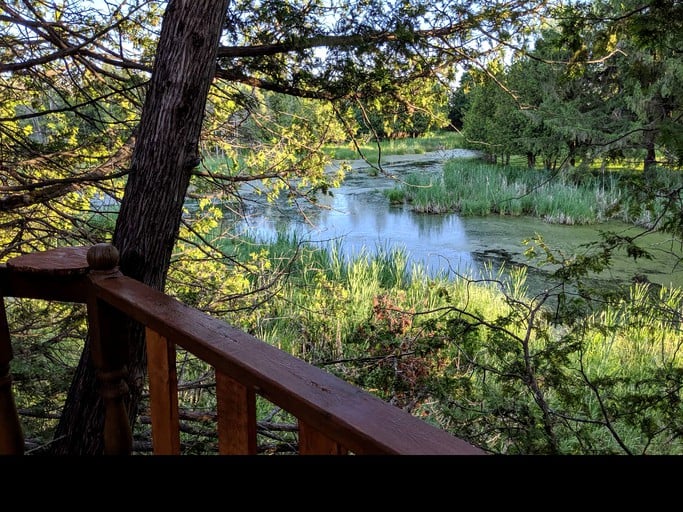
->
[5,300,87,451]
[350,77,452,139]
[3,0,683,455]
[8,145,683,455]
[458,0,683,176]
[325,131,464,161]
[201,237,683,454]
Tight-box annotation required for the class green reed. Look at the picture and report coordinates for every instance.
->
[394,160,634,225]
[233,235,683,454]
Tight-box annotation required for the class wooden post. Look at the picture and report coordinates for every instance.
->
[86,243,133,455]
[0,298,24,455]
[215,370,257,454]
[298,421,347,455]
[145,328,181,454]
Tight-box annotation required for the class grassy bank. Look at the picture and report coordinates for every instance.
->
[17,226,681,454]
[19,135,681,454]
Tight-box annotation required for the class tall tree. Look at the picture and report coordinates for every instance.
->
[50,0,229,455]
[460,1,683,177]
[605,0,683,180]
[0,0,550,454]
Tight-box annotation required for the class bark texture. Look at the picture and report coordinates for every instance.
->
[50,0,229,455]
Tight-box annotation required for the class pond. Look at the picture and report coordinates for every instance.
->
[232,150,683,292]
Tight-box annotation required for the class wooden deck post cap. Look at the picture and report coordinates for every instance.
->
[87,243,120,271]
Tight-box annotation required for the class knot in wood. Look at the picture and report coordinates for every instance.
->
[87,243,120,271]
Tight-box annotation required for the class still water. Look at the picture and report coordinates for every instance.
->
[234,150,683,291]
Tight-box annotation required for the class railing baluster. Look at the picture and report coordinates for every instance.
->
[87,296,133,455]
[145,327,180,455]
[86,244,132,455]
[215,370,257,454]
[0,298,23,455]
[298,421,348,455]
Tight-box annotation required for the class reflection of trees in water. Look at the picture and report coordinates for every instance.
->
[410,210,465,239]
[226,151,455,240]
[220,152,683,292]
[223,169,478,279]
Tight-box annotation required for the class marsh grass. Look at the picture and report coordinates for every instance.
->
[392,160,655,225]
[326,131,464,161]
[200,231,683,454]
[16,138,682,454]
[165,143,683,453]
[172,142,683,453]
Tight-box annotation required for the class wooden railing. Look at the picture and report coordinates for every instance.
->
[0,244,485,455]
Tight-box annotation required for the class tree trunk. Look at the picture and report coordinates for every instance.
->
[642,89,667,186]
[643,129,658,186]
[49,0,229,455]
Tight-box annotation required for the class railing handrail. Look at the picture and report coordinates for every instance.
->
[0,244,485,455]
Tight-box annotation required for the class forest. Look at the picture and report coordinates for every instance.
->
[0,1,682,455]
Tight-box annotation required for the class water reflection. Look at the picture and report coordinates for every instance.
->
[230,151,683,289]
[235,152,481,279]
[240,204,479,278]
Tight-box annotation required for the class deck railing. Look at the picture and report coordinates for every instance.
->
[0,244,485,455]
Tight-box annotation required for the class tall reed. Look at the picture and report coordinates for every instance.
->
[396,160,637,225]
